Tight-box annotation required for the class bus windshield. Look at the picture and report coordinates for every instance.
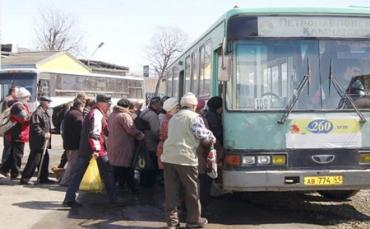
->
[228,39,370,111]
[0,72,37,102]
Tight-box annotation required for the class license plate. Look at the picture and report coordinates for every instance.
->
[304,175,343,186]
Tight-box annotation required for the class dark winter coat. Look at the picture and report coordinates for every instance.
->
[29,105,51,150]
[139,107,160,152]
[63,107,83,150]
[205,109,223,145]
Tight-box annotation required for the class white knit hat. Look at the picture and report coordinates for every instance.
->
[163,97,178,112]
[16,87,31,99]
[180,92,198,107]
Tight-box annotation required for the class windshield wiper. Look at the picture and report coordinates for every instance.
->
[328,58,366,123]
[278,59,312,124]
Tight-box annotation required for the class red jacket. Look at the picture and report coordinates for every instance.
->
[156,113,173,170]
[5,102,30,143]
[79,106,109,158]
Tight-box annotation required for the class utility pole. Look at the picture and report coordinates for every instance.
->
[87,42,104,67]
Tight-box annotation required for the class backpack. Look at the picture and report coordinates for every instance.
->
[52,103,70,134]
[134,110,151,132]
[0,102,20,136]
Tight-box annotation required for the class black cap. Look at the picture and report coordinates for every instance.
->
[96,94,112,104]
[150,96,161,105]
[161,96,170,103]
[117,98,131,108]
[39,96,52,102]
[207,96,222,110]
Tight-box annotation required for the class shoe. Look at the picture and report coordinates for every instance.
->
[10,173,19,180]
[63,200,82,208]
[186,218,208,228]
[39,179,57,184]
[0,171,10,178]
[167,223,180,229]
[20,179,34,185]
[51,167,64,180]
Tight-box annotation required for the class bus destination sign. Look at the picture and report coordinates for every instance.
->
[258,16,370,38]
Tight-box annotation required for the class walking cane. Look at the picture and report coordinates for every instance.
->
[36,138,49,184]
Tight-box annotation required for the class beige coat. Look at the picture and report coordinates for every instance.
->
[107,106,144,167]
[162,109,201,166]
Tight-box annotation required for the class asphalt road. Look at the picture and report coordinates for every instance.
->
[1,135,370,229]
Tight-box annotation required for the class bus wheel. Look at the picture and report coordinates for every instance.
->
[318,190,359,200]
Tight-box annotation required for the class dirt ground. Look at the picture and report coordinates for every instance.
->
[1,135,370,229]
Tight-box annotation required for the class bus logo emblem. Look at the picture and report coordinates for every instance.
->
[312,155,335,164]
[307,119,334,134]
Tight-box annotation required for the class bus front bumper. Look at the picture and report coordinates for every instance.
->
[222,169,370,192]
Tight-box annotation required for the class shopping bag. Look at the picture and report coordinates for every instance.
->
[79,157,103,192]
[0,102,21,136]
[131,140,155,171]
[206,145,218,179]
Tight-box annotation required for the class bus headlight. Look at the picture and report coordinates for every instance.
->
[360,153,370,164]
[257,155,271,165]
[241,156,256,165]
[272,155,287,165]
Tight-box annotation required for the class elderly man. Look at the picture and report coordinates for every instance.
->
[59,98,85,186]
[139,96,161,187]
[63,95,117,208]
[0,87,31,179]
[20,96,53,184]
[161,92,216,229]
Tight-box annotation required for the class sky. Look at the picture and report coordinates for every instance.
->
[2,0,370,75]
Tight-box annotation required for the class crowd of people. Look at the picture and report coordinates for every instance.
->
[0,86,224,229]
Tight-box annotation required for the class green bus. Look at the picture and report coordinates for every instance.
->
[165,7,370,199]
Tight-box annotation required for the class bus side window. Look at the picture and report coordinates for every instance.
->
[38,79,50,97]
[191,51,199,95]
[185,56,191,93]
[166,70,173,96]
[173,67,179,98]
[199,40,212,98]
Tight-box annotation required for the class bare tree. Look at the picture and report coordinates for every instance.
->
[146,26,189,96]
[35,8,84,54]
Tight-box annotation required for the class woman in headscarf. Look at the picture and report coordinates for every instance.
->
[156,97,178,170]
[107,98,144,193]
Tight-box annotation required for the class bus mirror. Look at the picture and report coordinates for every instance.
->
[219,55,230,81]
[219,37,230,81]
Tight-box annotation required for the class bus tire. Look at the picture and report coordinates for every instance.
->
[318,190,359,200]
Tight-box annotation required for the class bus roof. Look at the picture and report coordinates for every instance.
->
[0,68,143,81]
[224,7,370,18]
[168,6,370,69]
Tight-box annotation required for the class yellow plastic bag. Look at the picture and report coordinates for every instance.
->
[79,157,103,192]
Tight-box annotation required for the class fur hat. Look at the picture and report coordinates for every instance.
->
[163,98,178,112]
[96,94,112,104]
[117,98,131,108]
[16,87,31,99]
[180,92,198,107]
[207,96,223,111]
[149,96,161,106]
